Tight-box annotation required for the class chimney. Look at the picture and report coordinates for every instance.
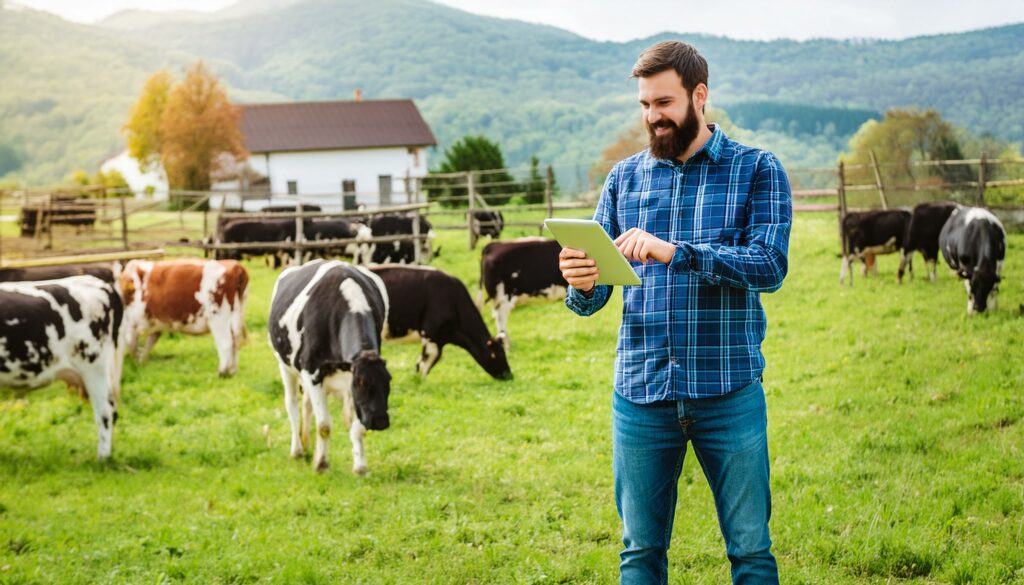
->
[354,88,362,102]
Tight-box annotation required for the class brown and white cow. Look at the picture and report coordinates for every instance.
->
[0,275,124,460]
[119,259,248,377]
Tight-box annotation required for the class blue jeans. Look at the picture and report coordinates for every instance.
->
[612,381,778,585]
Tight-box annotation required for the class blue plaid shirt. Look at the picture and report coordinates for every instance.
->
[566,125,792,402]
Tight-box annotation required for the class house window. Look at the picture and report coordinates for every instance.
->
[287,180,298,195]
[378,175,393,206]
[342,180,356,194]
[409,147,420,168]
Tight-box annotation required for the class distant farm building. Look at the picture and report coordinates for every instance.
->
[103,97,437,211]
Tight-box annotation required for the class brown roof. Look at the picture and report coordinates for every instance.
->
[239,99,437,154]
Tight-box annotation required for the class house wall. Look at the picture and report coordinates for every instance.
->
[248,146,429,209]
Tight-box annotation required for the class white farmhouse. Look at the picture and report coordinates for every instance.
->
[237,98,436,211]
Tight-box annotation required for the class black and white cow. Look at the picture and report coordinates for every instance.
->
[939,206,1006,315]
[839,209,912,285]
[305,218,372,260]
[0,262,118,284]
[479,237,567,349]
[898,201,958,283]
[369,265,512,380]
[0,275,124,460]
[471,210,504,239]
[268,260,392,475]
[219,219,298,267]
[364,214,436,264]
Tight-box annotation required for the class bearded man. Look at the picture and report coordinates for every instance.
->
[559,41,792,585]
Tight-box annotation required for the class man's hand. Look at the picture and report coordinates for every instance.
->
[614,228,676,265]
[559,247,599,293]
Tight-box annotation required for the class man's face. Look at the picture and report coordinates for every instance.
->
[638,69,703,161]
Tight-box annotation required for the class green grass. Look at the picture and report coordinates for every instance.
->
[2,213,1023,584]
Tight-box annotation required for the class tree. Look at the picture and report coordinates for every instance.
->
[159,62,247,191]
[429,135,517,206]
[123,70,172,172]
[842,109,971,188]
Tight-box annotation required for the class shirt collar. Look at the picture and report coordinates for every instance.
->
[645,123,725,169]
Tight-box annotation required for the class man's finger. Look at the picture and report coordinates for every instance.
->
[613,228,638,246]
[560,258,596,269]
[563,267,598,278]
[559,247,586,259]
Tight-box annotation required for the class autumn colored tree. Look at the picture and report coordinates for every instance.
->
[159,62,247,191]
[123,70,172,172]
[123,62,246,191]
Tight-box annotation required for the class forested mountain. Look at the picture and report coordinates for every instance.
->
[1,0,1020,185]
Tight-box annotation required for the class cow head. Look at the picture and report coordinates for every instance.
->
[351,350,391,430]
[968,267,1000,314]
[483,336,513,380]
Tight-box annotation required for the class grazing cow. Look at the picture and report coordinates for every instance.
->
[305,218,372,260]
[369,265,512,380]
[218,219,298,268]
[268,260,392,475]
[0,275,124,460]
[839,209,912,285]
[119,259,248,377]
[898,201,958,283]
[479,237,567,348]
[939,206,1006,315]
[0,262,118,284]
[471,210,504,238]
[364,214,436,264]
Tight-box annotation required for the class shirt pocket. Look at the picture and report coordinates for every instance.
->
[618,192,663,234]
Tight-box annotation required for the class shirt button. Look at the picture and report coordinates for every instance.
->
[670,358,678,365]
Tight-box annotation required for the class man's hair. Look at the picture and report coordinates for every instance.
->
[631,41,709,94]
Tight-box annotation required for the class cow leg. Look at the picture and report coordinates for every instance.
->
[301,389,313,452]
[897,251,912,284]
[928,259,937,282]
[417,336,442,378]
[279,363,304,458]
[330,372,368,475]
[82,368,115,460]
[137,331,161,363]
[209,311,237,377]
[299,372,332,472]
[491,283,515,350]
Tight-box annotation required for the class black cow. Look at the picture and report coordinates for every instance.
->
[304,218,371,259]
[0,262,117,284]
[218,219,297,268]
[479,237,567,348]
[839,209,912,285]
[369,265,512,380]
[364,214,436,264]
[471,210,504,238]
[898,201,958,283]
[939,205,1006,315]
[0,275,124,460]
[268,260,392,474]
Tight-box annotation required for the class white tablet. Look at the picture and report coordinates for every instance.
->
[544,219,641,286]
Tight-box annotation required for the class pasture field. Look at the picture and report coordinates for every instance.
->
[1,213,1023,584]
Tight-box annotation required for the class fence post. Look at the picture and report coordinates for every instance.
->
[46,194,54,250]
[869,150,888,210]
[412,209,422,264]
[977,152,987,207]
[837,160,848,258]
[120,194,129,250]
[293,203,304,265]
[467,171,478,250]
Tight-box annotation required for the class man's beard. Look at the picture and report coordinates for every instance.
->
[646,98,700,161]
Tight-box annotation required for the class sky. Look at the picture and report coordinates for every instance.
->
[9,0,1024,41]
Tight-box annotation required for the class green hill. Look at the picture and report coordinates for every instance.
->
[1,0,1021,186]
